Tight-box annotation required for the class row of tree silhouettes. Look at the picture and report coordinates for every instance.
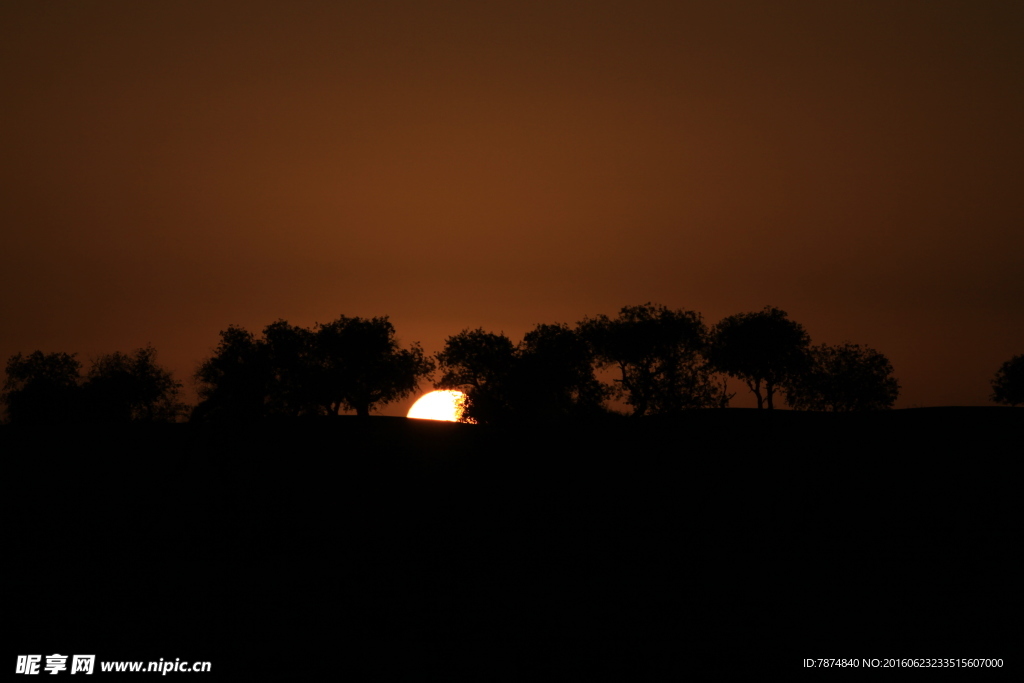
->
[3,304,1022,425]
[437,304,905,423]
[1,347,187,425]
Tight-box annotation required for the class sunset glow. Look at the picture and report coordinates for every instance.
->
[407,390,467,422]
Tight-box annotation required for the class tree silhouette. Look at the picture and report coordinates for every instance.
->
[2,351,82,425]
[194,326,273,422]
[578,303,725,416]
[709,306,810,409]
[435,328,517,423]
[262,320,322,417]
[313,315,434,417]
[516,323,608,419]
[991,354,1024,406]
[83,346,186,422]
[435,324,606,423]
[785,342,899,411]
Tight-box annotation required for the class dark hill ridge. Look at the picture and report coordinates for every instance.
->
[6,408,1020,677]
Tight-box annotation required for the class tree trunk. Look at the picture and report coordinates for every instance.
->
[748,378,764,409]
[355,403,370,417]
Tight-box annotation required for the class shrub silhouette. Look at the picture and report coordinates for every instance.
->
[785,342,899,411]
[4,347,184,424]
[2,351,82,425]
[990,354,1023,406]
[83,346,186,422]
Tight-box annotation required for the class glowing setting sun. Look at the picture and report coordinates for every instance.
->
[407,390,467,422]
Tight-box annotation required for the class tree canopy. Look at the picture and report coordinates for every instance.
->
[708,306,810,409]
[990,354,1023,407]
[785,342,899,411]
[577,303,727,415]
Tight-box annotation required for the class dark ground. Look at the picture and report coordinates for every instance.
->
[6,408,1021,678]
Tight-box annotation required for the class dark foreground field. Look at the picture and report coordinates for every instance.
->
[6,408,1021,677]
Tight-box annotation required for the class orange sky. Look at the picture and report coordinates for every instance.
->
[2,0,1022,414]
